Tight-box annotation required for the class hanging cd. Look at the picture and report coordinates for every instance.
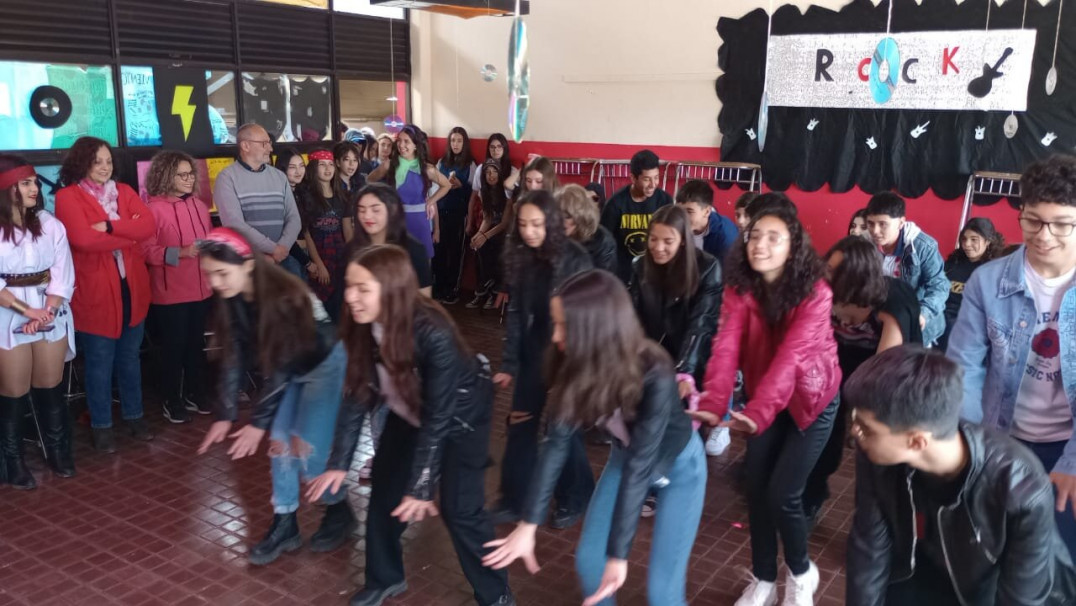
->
[1003,114,1019,139]
[481,64,498,82]
[757,91,769,152]
[507,16,530,143]
[1046,67,1058,95]
[869,37,900,104]
[383,115,404,134]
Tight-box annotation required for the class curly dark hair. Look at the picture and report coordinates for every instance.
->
[0,154,42,243]
[58,136,114,187]
[144,150,197,198]
[725,193,826,326]
[385,124,431,195]
[1022,155,1076,207]
[502,189,569,287]
[826,236,888,309]
[947,217,1006,264]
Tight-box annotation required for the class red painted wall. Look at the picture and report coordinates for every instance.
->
[429,137,1025,255]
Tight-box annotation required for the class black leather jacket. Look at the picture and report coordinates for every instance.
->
[582,225,618,274]
[522,353,693,560]
[847,423,1076,605]
[501,240,592,376]
[628,249,722,381]
[213,293,339,430]
[326,307,494,501]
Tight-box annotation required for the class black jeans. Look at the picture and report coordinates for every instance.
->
[744,397,838,581]
[802,392,851,514]
[498,354,595,515]
[150,299,209,404]
[366,412,509,605]
[432,209,467,299]
[474,234,504,293]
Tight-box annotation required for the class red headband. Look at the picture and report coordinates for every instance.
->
[310,150,334,162]
[203,227,254,259]
[0,165,37,191]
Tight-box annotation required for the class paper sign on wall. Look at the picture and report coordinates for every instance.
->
[766,29,1036,111]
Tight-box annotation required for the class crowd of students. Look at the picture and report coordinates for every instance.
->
[3,124,1076,606]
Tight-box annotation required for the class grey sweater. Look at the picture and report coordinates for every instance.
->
[213,161,301,254]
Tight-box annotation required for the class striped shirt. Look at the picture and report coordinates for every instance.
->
[213,160,301,254]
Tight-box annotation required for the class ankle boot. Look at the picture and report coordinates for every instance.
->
[32,384,75,478]
[309,498,358,552]
[0,394,37,490]
[249,513,301,565]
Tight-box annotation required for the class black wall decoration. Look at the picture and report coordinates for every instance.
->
[716,0,1076,200]
[152,67,214,153]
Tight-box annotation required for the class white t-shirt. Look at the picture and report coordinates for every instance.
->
[882,254,900,278]
[1012,258,1075,443]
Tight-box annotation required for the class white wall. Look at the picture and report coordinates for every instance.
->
[409,0,857,147]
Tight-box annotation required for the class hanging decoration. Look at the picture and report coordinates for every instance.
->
[507,0,530,143]
[481,64,498,82]
[1047,0,1063,95]
[1005,0,1031,139]
[757,0,774,152]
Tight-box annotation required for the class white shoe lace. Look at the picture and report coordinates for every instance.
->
[782,564,817,606]
[735,567,776,606]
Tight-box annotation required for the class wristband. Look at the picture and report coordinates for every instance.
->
[9,299,29,315]
[105,221,114,234]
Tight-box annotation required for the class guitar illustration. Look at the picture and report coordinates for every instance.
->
[968,47,1014,98]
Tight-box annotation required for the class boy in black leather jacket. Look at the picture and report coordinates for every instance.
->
[844,345,1076,605]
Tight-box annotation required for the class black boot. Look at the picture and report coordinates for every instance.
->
[249,513,301,565]
[0,394,37,490]
[33,384,75,478]
[309,498,358,552]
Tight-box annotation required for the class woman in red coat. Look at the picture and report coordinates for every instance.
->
[55,137,155,453]
[691,194,840,606]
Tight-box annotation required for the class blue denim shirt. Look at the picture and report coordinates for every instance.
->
[897,221,950,345]
[947,246,1076,475]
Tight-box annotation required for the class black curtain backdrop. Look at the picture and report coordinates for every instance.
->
[716,0,1076,201]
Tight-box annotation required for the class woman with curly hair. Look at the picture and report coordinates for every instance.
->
[55,137,155,452]
[140,150,213,423]
[367,124,452,259]
[491,190,593,528]
[938,217,1006,351]
[298,149,353,319]
[691,193,840,606]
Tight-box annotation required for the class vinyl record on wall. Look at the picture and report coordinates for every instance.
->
[28,85,72,129]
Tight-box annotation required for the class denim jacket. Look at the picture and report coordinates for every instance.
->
[947,246,1076,476]
[897,221,950,345]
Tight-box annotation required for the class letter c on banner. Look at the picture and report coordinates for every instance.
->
[869,37,900,104]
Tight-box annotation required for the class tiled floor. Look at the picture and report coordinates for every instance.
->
[0,305,853,606]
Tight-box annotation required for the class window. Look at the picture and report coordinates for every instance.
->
[339,79,408,134]
[334,0,405,20]
[121,66,237,147]
[242,73,333,142]
[0,61,117,151]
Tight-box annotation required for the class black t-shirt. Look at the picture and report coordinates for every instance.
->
[404,234,434,288]
[943,256,985,322]
[835,277,922,381]
[907,466,968,603]
[599,185,673,282]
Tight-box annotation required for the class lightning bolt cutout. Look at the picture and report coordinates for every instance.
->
[171,85,196,141]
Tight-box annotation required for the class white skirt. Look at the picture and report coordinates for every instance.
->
[0,283,75,361]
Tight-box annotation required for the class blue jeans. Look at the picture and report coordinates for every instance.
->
[269,342,347,513]
[1018,439,1076,560]
[279,255,303,280]
[576,433,706,605]
[78,323,146,428]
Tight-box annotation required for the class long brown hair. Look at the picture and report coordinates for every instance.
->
[340,244,468,415]
[0,154,42,243]
[522,156,559,192]
[545,269,672,425]
[642,204,699,300]
[201,241,316,375]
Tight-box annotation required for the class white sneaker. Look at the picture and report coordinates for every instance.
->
[705,427,731,456]
[735,575,777,606]
[781,561,819,606]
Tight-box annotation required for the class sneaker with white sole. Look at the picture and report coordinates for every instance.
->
[735,575,777,606]
[705,426,731,456]
[781,561,819,606]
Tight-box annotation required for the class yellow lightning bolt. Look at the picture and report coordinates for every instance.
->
[171,85,196,141]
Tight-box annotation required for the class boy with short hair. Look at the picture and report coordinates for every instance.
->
[674,179,739,263]
[845,345,1076,605]
[600,149,672,283]
[864,192,949,345]
[733,191,758,232]
[948,154,1076,559]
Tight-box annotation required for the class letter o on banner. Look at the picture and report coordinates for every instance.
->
[869,37,900,104]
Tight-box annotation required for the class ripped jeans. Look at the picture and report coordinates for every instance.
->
[269,341,348,513]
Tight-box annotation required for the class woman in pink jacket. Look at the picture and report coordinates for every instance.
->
[691,194,840,606]
[141,151,213,424]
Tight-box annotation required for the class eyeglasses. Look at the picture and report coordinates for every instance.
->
[744,230,789,246]
[175,171,196,181]
[243,139,273,147]
[1019,216,1076,237]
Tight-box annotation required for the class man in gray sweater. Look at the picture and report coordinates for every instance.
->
[214,123,303,276]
